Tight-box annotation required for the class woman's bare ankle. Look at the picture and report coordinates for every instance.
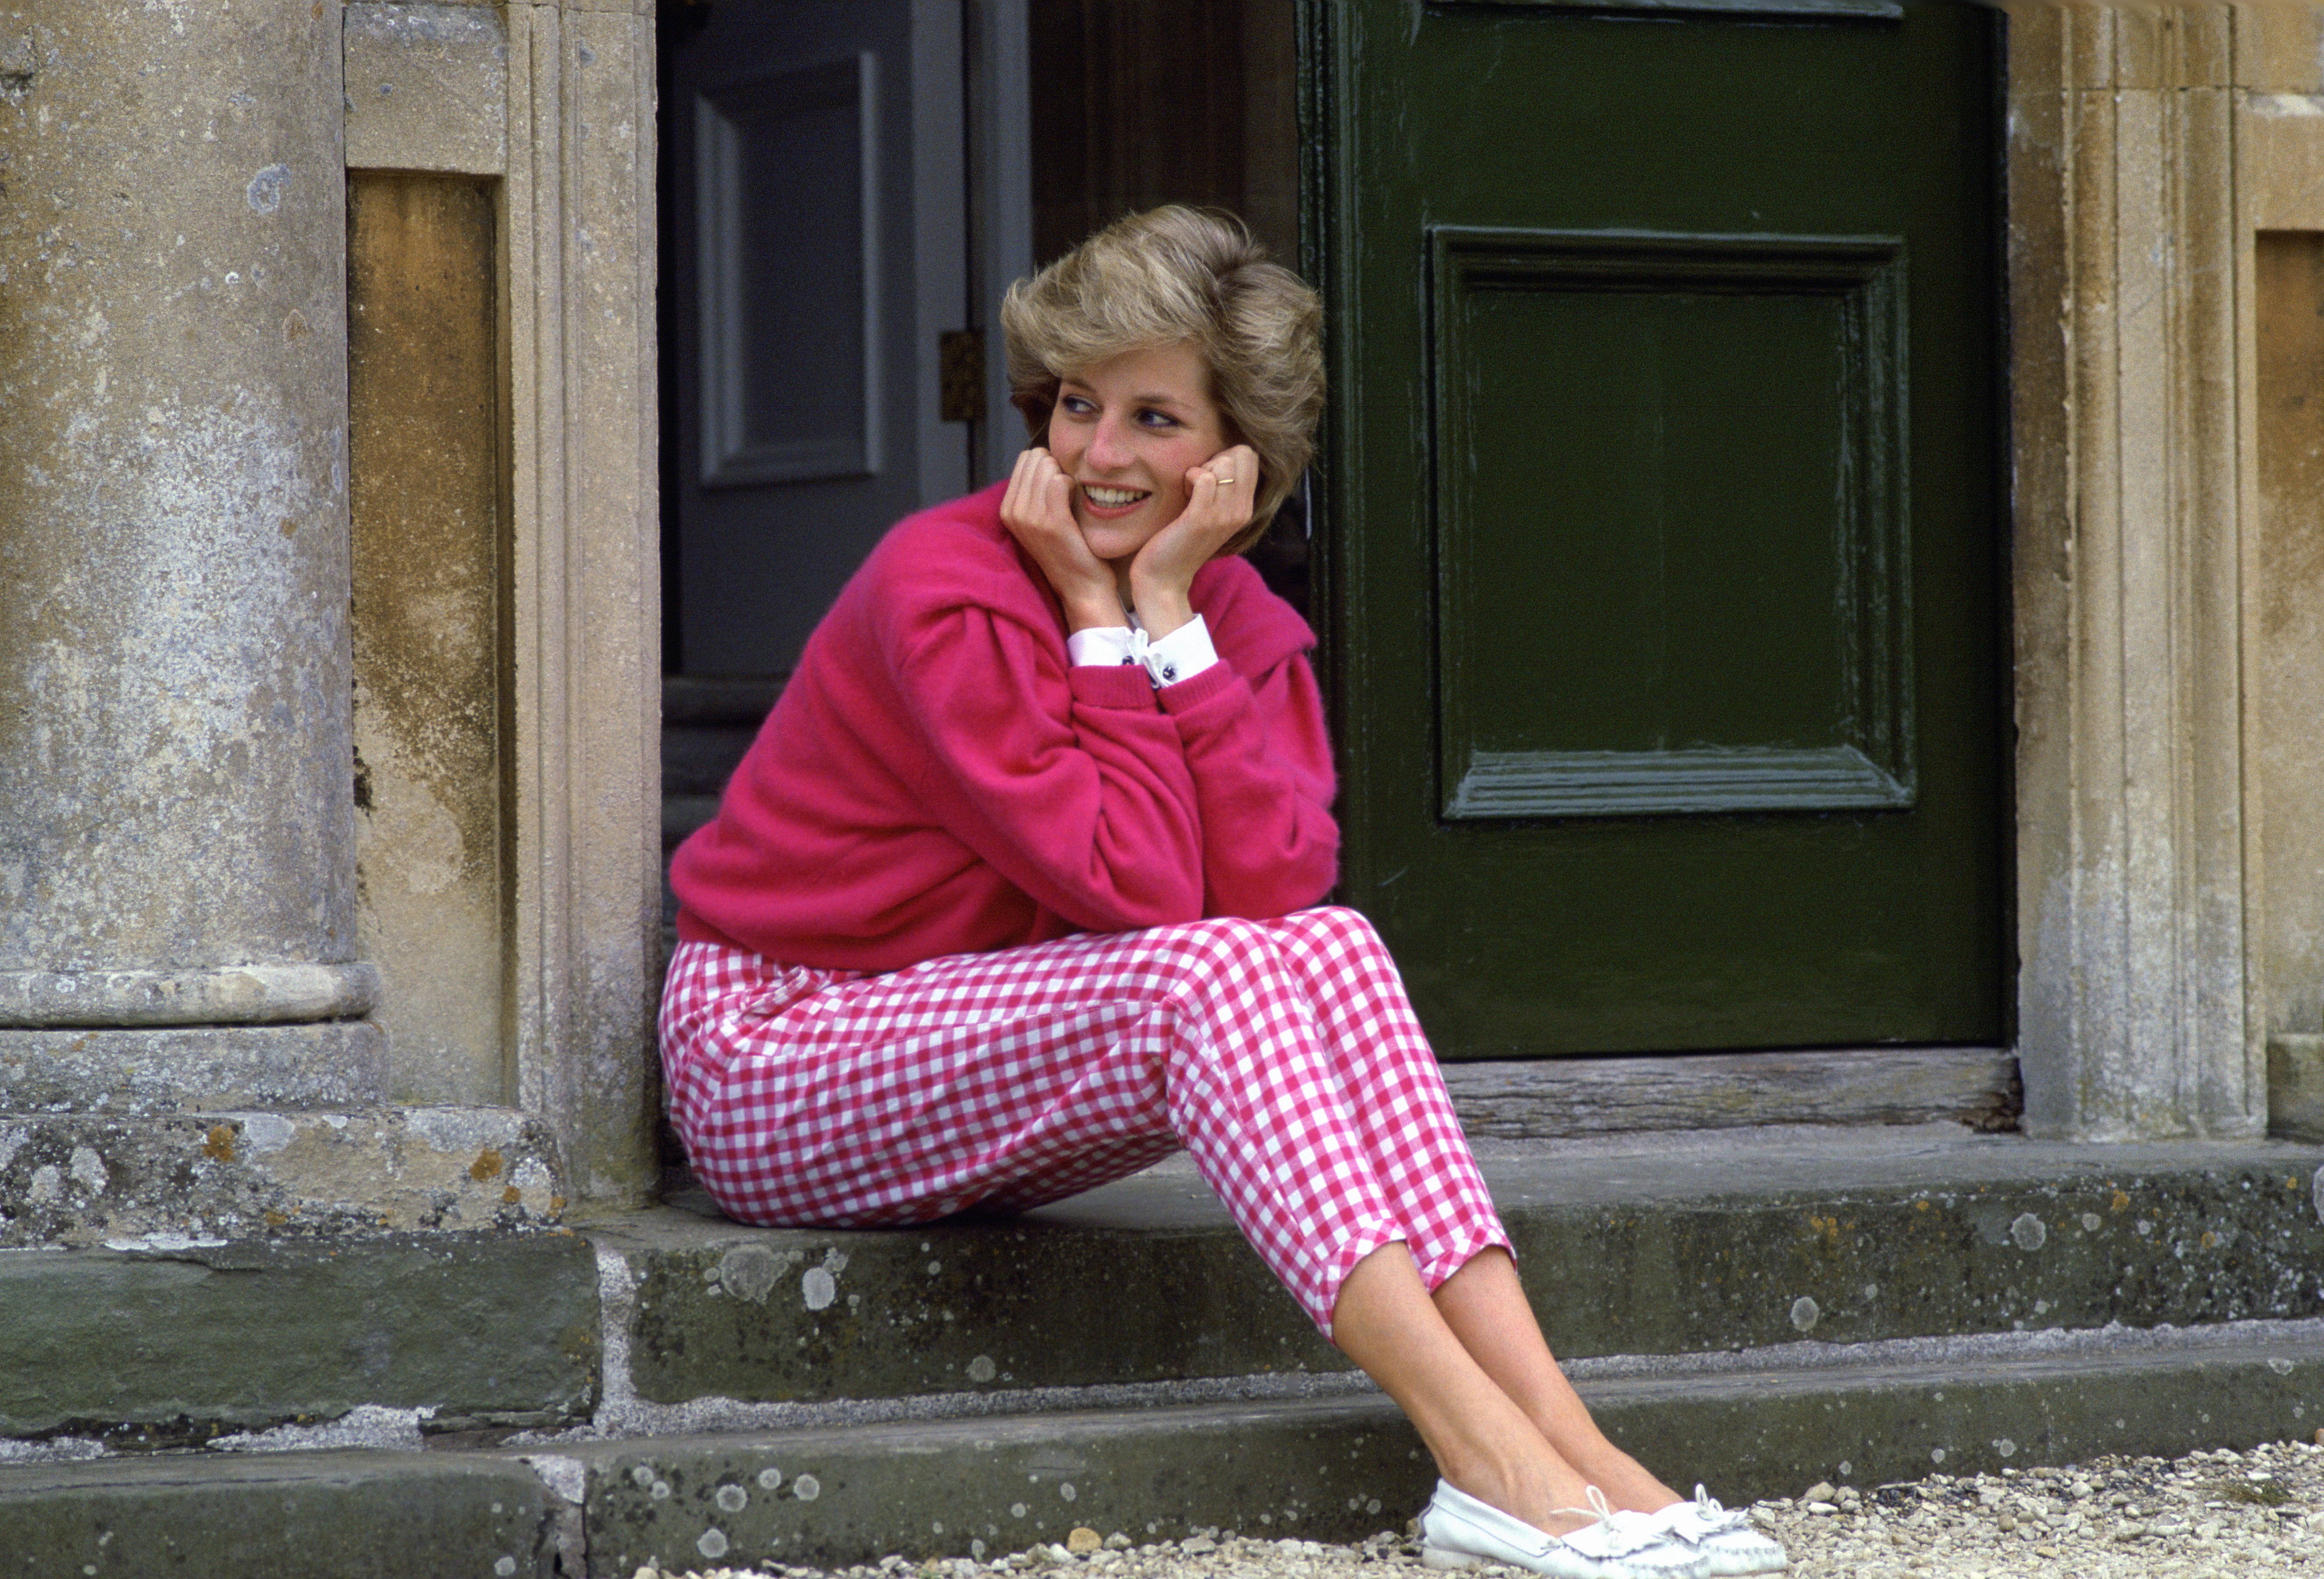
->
[1554,1443,1680,1515]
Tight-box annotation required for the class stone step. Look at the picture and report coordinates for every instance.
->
[0,1230,598,1448]
[6,1320,2321,1577]
[592,1130,2324,1411]
[662,793,724,853]
[8,1131,2322,1455]
[558,1321,2324,1573]
[661,676,779,822]
[0,1449,565,1579]
[660,675,780,943]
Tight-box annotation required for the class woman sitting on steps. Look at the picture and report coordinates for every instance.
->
[661,204,1787,1579]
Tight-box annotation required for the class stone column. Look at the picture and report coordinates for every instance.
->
[2007,6,2259,1140]
[0,1,383,1109]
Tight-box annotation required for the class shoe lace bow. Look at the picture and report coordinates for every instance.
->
[1548,1486,1662,1557]
[1685,1485,1748,1533]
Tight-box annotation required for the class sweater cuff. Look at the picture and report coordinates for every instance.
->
[1068,662,1162,710]
[1155,659,1242,715]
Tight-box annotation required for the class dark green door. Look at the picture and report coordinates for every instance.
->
[1312,1,2006,1056]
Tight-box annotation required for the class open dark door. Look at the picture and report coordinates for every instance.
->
[1310,1,2007,1057]
[665,0,970,679]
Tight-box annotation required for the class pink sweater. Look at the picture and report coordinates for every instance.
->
[671,483,1339,971]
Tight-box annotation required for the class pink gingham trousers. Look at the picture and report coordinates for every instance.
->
[657,905,1509,1337]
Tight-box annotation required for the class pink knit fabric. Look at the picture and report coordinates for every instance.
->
[658,907,1510,1336]
[670,481,1339,972]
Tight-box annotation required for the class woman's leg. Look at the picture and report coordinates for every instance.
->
[663,924,1667,1528]
[1255,908,1506,1290]
[1331,1242,1605,1537]
[660,922,1404,1307]
[1258,907,1678,1515]
[1088,914,1411,1329]
[658,934,1181,1226]
[1433,1248,1679,1513]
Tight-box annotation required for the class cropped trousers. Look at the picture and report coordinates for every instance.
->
[657,905,1510,1336]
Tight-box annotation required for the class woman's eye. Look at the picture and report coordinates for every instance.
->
[1059,394,1095,416]
[1138,408,1178,429]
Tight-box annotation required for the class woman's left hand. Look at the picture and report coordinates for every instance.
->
[1127,445,1259,638]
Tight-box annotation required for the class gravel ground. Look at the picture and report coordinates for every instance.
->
[630,1436,2324,1579]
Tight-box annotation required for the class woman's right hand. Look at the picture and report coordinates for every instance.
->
[1000,447,1127,632]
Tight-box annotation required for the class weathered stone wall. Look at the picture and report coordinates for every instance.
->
[348,170,510,1107]
[494,0,663,1207]
[0,0,668,1235]
[0,1,364,1014]
[2254,233,2324,1039]
[0,0,389,1128]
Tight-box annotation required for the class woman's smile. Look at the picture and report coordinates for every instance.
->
[1079,484,1151,515]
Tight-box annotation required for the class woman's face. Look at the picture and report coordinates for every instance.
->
[1045,341,1233,574]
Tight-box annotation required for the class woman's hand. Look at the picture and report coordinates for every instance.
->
[1000,446,1127,632]
[1127,445,1259,639]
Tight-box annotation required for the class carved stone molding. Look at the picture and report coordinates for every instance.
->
[2006,5,2300,1139]
[0,964,381,1029]
[501,1,662,1203]
[343,0,660,1200]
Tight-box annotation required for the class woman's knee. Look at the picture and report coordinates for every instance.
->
[1145,917,1311,1081]
[1273,904,1393,965]
[1150,914,1286,991]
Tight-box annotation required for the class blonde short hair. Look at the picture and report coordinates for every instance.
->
[1001,205,1323,559]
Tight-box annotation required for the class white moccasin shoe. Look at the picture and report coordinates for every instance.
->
[1645,1486,1789,1575]
[1418,1480,1711,1579]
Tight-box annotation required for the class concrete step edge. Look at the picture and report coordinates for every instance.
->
[588,1137,2324,1409]
[528,1318,2324,1574]
[10,1136,2324,1456]
[7,1323,2322,1577]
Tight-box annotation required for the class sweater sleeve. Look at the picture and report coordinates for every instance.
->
[1158,647,1340,919]
[896,605,1208,932]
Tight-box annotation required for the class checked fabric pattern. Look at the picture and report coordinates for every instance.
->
[658,905,1510,1336]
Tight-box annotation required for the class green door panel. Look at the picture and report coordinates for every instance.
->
[1309,1,2006,1057]
[1431,228,1912,819]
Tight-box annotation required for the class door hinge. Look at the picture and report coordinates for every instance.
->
[940,328,986,424]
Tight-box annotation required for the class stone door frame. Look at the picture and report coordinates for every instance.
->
[348,0,661,1201]
[2006,5,2324,1141]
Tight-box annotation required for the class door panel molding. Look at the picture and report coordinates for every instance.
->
[671,0,965,677]
[1446,744,1908,819]
[1427,226,1914,821]
[696,53,883,489]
